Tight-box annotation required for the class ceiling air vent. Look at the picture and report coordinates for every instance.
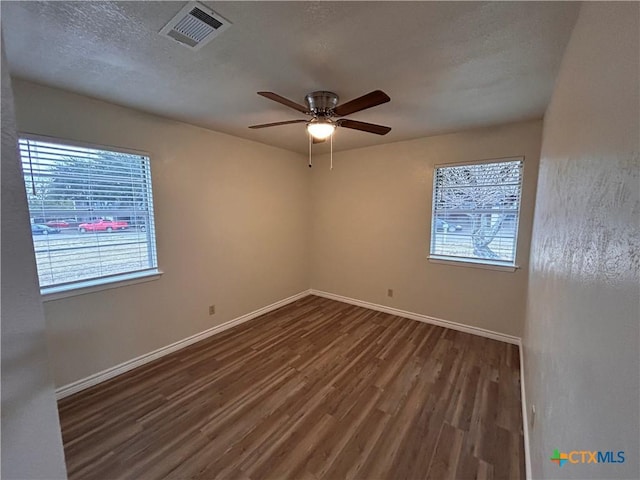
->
[159,2,231,50]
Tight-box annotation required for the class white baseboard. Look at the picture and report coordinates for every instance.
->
[519,340,532,480]
[310,289,520,345]
[56,289,312,399]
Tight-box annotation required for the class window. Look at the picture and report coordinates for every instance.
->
[19,136,159,293]
[429,157,524,268]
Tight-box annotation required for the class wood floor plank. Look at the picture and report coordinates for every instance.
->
[58,295,525,479]
[425,422,465,480]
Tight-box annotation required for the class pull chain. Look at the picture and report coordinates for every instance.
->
[308,133,312,168]
[330,133,333,170]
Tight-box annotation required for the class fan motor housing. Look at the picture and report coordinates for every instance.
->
[305,91,339,115]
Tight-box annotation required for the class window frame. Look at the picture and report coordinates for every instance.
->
[427,156,525,272]
[18,133,163,297]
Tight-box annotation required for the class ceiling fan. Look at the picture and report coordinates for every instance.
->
[249,90,391,143]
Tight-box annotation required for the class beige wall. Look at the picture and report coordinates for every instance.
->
[310,120,542,337]
[524,3,639,479]
[1,48,67,478]
[12,80,310,387]
[11,80,544,391]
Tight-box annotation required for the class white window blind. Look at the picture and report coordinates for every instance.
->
[430,158,524,267]
[19,137,159,291]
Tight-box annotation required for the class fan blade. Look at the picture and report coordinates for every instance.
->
[257,92,308,114]
[249,119,307,129]
[312,137,326,144]
[337,119,391,135]
[333,90,390,116]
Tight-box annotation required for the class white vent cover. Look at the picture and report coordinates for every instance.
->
[159,2,231,50]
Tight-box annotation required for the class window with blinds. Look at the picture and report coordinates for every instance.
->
[430,158,524,267]
[19,136,159,292]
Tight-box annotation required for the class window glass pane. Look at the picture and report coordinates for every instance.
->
[430,159,523,266]
[19,138,158,289]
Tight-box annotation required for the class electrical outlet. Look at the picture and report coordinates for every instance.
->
[209,305,216,315]
[387,289,394,298]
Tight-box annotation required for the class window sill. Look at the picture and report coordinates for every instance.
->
[41,270,163,302]
[427,256,519,272]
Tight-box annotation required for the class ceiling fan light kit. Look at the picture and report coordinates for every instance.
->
[249,89,391,168]
[306,119,335,140]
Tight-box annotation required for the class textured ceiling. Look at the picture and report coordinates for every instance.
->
[2,1,580,154]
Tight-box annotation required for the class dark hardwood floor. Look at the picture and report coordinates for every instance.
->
[58,295,524,480]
